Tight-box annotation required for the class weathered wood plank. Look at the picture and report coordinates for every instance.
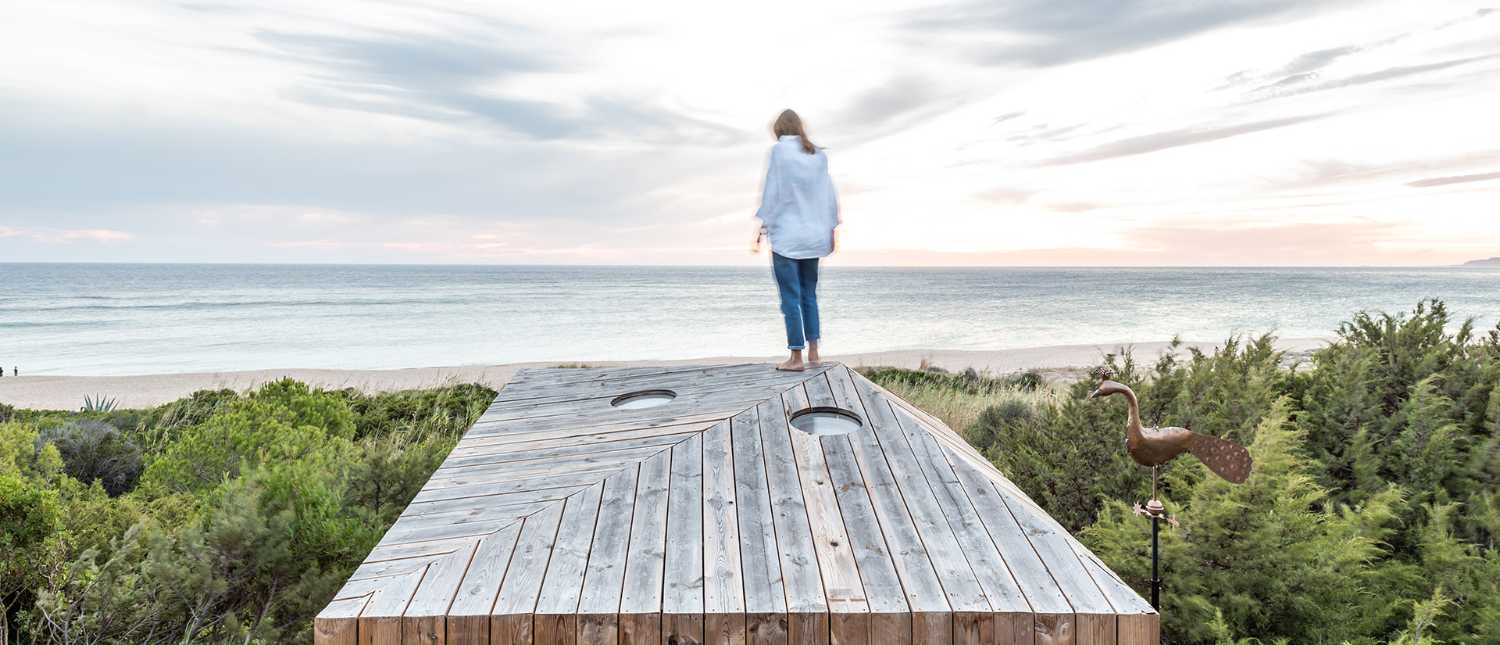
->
[403,486,585,520]
[818,431,908,613]
[412,470,627,506]
[427,450,663,489]
[787,613,828,645]
[445,429,697,465]
[620,612,660,645]
[358,566,428,645]
[619,448,673,643]
[780,385,868,616]
[533,482,606,645]
[730,406,788,618]
[952,612,991,645]
[1117,614,1159,645]
[983,477,1115,616]
[447,524,526,644]
[703,419,746,637]
[1075,613,1116,645]
[942,443,1071,618]
[315,595,367,645]
[911,612,951,645]
[405,540,483,645]
[384,501,551,545]
[492,504,567,644]
[747,613,790,645]
[829,611,868,645]
[804,374,897,642]
[887,405,1032,615]
[534,613,577,645]
[869,613,911,645]
[825,369,952,641]
[846,376,991,616]
[665,434,706,645]
[1070,539,1155,616]
[707,614,750,645]
[577,466,641,645]
[755,396,829,616]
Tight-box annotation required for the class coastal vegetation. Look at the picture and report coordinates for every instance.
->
[0,382,494,643]
[1,299,1497,643]
[870,299,1500,643]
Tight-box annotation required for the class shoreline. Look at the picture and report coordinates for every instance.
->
[0,338,1327,410]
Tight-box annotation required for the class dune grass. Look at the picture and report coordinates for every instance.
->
[857,366,1058,433]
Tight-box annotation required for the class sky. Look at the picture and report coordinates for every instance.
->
[1,0,1497,266]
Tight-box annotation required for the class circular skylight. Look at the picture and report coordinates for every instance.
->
[789,407,864,436]
[610,389,677,410]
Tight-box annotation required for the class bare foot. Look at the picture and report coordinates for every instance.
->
[807,342,820,365]
[776,357,805,371]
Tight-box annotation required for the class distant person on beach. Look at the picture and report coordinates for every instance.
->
[751,109,840,372]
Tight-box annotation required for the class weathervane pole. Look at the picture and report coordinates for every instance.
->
[1145,465,1165,610]
[1150,505,1161,609]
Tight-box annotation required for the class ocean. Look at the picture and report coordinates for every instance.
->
[1,263,1496,376]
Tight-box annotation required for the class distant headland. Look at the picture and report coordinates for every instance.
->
[1463,257,1500,266]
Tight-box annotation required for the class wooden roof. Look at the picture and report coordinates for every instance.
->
[315,363,1157,645]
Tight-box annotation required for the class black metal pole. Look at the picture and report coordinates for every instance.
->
[1150,514,1161,609]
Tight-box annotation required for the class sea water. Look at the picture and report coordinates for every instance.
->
[1,263,1496,376]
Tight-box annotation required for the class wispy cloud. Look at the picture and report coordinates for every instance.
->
[0,227,135,243]
[255,28,737,143]
[906,0,1325,66]
[1408,170,1500,187]
[1253,55,1495,100]
[1041,113,1330,165]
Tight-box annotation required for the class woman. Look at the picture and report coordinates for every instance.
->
[751,109,840,372]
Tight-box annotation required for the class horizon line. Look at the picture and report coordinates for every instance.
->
[0,260,1494,269]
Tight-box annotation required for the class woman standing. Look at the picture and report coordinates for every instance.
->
[752,109,840,372]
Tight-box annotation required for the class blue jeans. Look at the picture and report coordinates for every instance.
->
[772,253,820,351]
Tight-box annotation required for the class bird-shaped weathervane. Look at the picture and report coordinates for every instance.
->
[1086,368,1253,608]
[1087,378,1253,485]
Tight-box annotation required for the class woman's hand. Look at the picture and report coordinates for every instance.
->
[830,228,839,254]
[751,225,765,254]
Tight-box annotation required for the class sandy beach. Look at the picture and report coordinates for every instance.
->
[0,338,1326,410]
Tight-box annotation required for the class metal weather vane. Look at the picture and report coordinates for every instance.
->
[1087,372,1253,610]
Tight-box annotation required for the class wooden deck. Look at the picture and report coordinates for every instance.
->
[315,363,1157,645]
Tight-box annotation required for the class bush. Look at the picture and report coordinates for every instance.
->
[37,421,144,497]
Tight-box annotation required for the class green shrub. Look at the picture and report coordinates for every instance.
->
[37,420,144,496]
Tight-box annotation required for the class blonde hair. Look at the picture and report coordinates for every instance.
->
[773,109,817,154]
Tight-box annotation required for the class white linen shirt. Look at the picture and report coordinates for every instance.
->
[755,135,840,259]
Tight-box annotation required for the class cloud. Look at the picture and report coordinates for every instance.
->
[255,29,738,143]
[0,99,731,224]
[1407,171,1500,187]
[1271,151,1500,189]
[1279,45,1363,76]
[0,227,134,243]
[1041,113,1329,165]
[837,76,939,131]
[973,188,1036,204]
[906,0,1324,66]
[1256,55,1495,100]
